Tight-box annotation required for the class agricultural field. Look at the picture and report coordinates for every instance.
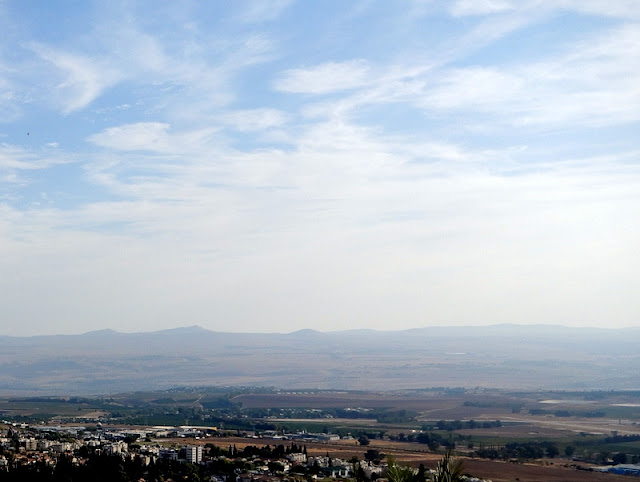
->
[2,386,640,479]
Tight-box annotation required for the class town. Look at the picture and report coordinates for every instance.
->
[0,421,488,482]
[3,386,640,481]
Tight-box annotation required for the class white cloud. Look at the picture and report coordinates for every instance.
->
[87,122,172,152]
[517,25,640,126]
[105,27,168,74]
[558,0,640,19]
[423,67,523,110]
[0,143,69,173]
[0,61,22,121]
[410,24,640,127]
[221,108,289,131]
[450,0,640,18]
[235,0,295,23]
[274,60,372,94]
[30,44,121,113]
[4,99,640,334]
[7,137,639,334]
[450,0,517,16]
[86,122,221,154]
[21,13,275,120]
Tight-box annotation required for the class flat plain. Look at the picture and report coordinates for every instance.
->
[5,387,640,481]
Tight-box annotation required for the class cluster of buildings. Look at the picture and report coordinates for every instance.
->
[0,424,207,471]
[0,424,376,479]
[0,423,494,482]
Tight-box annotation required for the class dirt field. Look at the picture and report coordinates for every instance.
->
[234,391,640,442]
[499,415,640,437]
[451,459,630,482]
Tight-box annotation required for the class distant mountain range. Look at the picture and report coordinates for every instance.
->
[1,324,638,395]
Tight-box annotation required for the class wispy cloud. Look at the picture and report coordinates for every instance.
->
[0,143,68,173]
[409,24,640,127]
[221,108,290,131]
[451,0,640,18]
[450,0,516,17]
[235,0,295,23]
[87,122,224,158]
[274,60,372,94]
[29,43,121,113]
[87,122,173,152]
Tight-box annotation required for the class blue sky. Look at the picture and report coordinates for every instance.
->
[1,0,639,336]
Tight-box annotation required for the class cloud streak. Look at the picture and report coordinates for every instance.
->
[29,44,121,113]
[275,60,373,94]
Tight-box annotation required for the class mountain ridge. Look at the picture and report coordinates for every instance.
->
[4,322,635,339]
[1,323,638,395]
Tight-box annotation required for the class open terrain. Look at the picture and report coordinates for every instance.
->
[1,324,640,395]
[157,435,630,482]
[3,387,640,480]
[2,324,639,480]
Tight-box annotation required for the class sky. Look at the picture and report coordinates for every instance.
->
[1,1,639,336]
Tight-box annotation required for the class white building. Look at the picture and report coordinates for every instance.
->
[287,452,307,463]
[104,441,128,454]
[185,445,203,464]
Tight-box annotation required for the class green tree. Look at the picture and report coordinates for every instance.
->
[546,444,560,458]
[351,457,367,482]
[612,452,627,465]
[268,461,285,473]
[415,463,428,482]
[433,450,464,482]
[365,449,384,463]
[385,456,415,482]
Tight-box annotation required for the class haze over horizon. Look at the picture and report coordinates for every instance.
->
[4,322,640,339]
[1,1,639,337]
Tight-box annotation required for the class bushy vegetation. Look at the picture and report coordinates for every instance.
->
[475,441,560,460]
